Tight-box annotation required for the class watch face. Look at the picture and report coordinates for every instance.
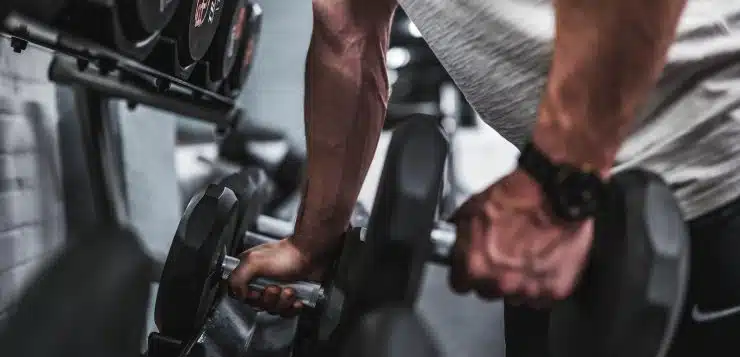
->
[553,166,603,221]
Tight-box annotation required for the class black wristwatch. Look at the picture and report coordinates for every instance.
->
[517,142,607,222]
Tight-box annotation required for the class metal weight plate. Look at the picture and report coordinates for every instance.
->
[155,183,239,345]
[549,169,690,357]
[204,0,247,81]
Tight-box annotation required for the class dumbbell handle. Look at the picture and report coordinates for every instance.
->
[221,255,326,308]
[253,215,457,264]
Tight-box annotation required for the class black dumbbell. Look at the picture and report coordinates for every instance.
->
[201,0,248,85]
[342,114,691,357]
[155,172,325,352]
[164,0,225,68]
[50,0,180,60]
[155,165,374,356]
[259,114,691,357]
[146,0,226,79]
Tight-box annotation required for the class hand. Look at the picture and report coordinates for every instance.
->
[448,169,593,306]
[228,237,328,317]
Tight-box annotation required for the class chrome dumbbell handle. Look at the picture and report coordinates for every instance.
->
[250,216,458,264]
[221,255,325,308]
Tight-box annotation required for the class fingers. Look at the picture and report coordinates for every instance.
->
[449,218,474,294]
[228,248,306,317]
[228,251,260,300]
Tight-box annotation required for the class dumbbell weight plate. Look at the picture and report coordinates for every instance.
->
[216,167,274,255]
[291,114,450,357]
[204,0,247,82]
[164,0,225,66]
[118,0,180,41]
[549,170,690,357]
[155,183,239,345]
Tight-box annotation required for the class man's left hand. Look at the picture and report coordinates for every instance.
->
[448,168,593,305]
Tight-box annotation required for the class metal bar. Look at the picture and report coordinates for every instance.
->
[50,56,237,127]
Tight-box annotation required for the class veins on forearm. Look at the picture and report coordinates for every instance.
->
[295,4,395,242]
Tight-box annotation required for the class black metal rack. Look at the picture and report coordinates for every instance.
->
[0,11,250,357]
[2,12,243,232]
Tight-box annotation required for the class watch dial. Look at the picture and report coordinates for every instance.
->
[553,166,603,221]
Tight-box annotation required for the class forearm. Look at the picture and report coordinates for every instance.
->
[294,0,397,249]
[532,0,687,176]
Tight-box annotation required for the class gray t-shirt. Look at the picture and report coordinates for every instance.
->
[398,0,740,219]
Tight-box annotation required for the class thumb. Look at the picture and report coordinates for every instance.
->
[228,250,262,300]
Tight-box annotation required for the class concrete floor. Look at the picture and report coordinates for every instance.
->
[418,264,506,357]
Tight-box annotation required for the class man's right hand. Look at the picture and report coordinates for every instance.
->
[228,238,330,317]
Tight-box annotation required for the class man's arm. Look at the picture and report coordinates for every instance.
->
[532,0,688,176]
[293,0,397,255]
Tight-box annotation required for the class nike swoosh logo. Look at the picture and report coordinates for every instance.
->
[691,304,740,322]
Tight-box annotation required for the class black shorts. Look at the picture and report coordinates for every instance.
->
[504,195,740,357]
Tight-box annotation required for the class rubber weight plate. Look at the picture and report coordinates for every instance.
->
[165,0,225,66]
[205,0,247,81]
[118,0,180,41]
[549,169,690,357]
[291,115,450,357]
[155,183,239,344]
[217,167,274,255]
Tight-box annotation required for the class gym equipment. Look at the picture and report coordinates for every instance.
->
[204,0,248,84]
[164,0,225,67]
[157,116,448,357]
[117,0,181,42]
[148,297,259,357]
[223,2,262,97]
[155,170,325,353]
[549,169,690,357]
[147,0,226,79]
[53,0,178,60]
[244,115,691,357]
[0,226,152,357]
[215,167,275,255]
[340,307,442,357]
[218,121,306,210]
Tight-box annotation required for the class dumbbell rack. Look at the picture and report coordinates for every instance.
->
[2,12,247,357]
[2,12,243,230]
